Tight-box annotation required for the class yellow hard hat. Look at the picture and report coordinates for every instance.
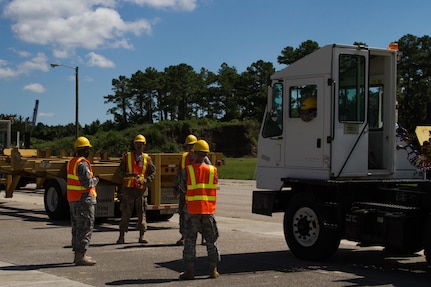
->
[134,134,146,144]
[184,134,197,145]
[301,97,317,110]
[193,139,210,153]
[74,136,92,149]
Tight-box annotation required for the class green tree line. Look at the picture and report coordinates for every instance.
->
[2,34,431,155]
[103,60,275,127]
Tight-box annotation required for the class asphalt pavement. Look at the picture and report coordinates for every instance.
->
[0,260,93,287]
[0,183,285,287]
[2,181,431,287]
[0,190,91,287]
[0,190,92,287]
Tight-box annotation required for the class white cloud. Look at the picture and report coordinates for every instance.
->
[38,112,55,118]
[126,0,198,11]
[0,52,49,78]
[9,48,31,57]
[86,52,115,68]
[17,53,49,73]
[0,67,19,78]
[53,48,72,59]
[3,0,153,53]
[23,83,46,93]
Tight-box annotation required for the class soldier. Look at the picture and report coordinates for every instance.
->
[67,136,99,266]
[173,134,209,246]
[116,134,156,244]
[300,97,317,122]
[179,140,220,280]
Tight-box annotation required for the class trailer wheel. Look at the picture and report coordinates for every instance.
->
[44,178,69,220]
[284,192,340,261]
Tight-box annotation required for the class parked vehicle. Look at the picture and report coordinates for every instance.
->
[252,43,431,265]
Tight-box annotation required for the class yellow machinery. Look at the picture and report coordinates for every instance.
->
[0,148,223,220]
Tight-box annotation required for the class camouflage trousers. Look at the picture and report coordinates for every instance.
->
[183,212,220,264]
[118,188,148,232]
[69,193,96,254]
[178,192,186,235]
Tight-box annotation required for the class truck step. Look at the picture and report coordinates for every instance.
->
[352,201,419,213]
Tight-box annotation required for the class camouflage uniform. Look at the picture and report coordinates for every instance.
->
[70,160,98,254]
[179,164,221,265]
[183,212,220,263]
[173,153,211,238]
[118,152,156,234]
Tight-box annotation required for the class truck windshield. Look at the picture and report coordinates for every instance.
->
[338,54,366,123]
[262,83,283,138]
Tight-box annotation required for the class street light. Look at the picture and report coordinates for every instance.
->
[50,63,79,139]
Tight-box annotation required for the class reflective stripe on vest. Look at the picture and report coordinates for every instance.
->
[67,157,96,202]
[123,152,148,189]
[180,152,192,170]
[186,164,217,214]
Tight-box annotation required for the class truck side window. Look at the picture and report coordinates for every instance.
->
[262,83,283,138]
[289,85,317,122]
[369,85,384,129]
[338,54,366,122]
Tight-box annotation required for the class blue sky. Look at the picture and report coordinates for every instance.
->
[0,0,430,126]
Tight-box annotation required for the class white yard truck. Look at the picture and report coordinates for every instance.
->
[252,43,431,265]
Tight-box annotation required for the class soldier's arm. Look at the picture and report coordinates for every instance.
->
[117,154,128,178]
[204,156,212,165]
[78,161,99,188]
[172,159,182,196]
[178,168,187,193]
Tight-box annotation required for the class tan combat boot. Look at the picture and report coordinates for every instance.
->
[73,254,94,263]
[116,231,125,244]
[209,262,219,278]
[74,253,96,266]
[179,262,194,280]
[139,230,148,243]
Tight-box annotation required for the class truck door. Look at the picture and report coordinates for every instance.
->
[331,47,369,178]
[285,77,326,169]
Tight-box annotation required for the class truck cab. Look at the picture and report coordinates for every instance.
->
[253,44,431,264]
[256,44,416,190]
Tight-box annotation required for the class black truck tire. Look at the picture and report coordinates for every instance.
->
[44,178,70,220]
[423,215,431,266]
[284,192,340,261]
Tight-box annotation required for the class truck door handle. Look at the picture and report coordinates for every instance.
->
[317,138,321,148]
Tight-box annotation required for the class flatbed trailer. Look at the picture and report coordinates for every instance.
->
[0,148,224,221]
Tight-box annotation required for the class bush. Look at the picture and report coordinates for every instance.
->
[30,119,260,157]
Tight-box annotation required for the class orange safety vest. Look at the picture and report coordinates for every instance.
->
[180,152,192,170]
[186,163,217,214]
[123,152,149,189]
[67,157,97,202]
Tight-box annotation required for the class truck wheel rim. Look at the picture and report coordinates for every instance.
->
[292,207,319,247]
[46,187,59,212]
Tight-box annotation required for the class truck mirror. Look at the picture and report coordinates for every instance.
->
[269,109,278,122]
